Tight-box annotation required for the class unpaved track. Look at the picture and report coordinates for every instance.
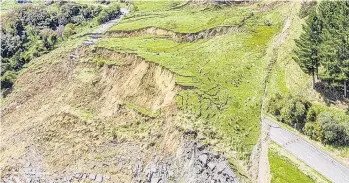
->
[82,8,129,46]
[266,118,349,183]
[255,6,293,183]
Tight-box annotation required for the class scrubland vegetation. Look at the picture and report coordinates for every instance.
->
[1,1,120,91]
[268,94,349,146]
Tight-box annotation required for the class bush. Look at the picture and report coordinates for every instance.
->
[303,122,322,141]
[280,97,309,130]
[317,112,348,146]
[267,93,284,116]
[40,28,57,49]
[96,11,109,25]
[0,70,17,89]
[82,7,94,19]
[63,23,75,38]
[71,15,85,25]
[268,95,348,146]
[24,5,51,27]
[96,4,120,25]
[306,106,317,122]
[1,34,22,58]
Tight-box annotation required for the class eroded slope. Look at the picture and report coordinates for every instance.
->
[1,1,295,183]
[1,40,239,182]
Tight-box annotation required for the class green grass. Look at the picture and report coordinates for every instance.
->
[132,1,180,12]
[269,145,317,183]
[96,36,189,53]
[96,2,288,164]
[266,2,309,100]
[109,3,258,33]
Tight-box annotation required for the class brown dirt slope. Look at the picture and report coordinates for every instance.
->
[0,43,180,181]
[1,43,239,182]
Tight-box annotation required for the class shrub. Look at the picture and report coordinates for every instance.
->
[56,25,65,38]
[280,97,309,130]
[96,4,120,25]
[71,15,85,25]
[306,106,317,122]
[82,7,94,19]
[267,95,348,146]
[0,70,17,89]
[317,112,348,146]
[24,5,51,27]
[63,23,75,38]
[0,34,22,58]
[303,122,322,141]
[96,11,109,24]
[40,28,57,49]
[267,93,284,116]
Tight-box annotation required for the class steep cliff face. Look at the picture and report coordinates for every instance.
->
[0,44,239,182]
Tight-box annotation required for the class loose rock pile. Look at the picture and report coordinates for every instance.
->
[2,169,111,183]
[133,141,239,183]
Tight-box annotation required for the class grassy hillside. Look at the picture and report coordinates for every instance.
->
[110,3,256,33]
[265,1,349,161]
[94,1,290,175]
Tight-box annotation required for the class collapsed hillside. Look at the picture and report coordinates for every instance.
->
[1,37,240,182]
[0,1,316,183]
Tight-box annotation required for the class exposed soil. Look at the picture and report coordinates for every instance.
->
[105,10,255,43]
[106,25,245,42]
[1,39,239,182]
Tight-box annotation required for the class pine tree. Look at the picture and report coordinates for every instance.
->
[318,1,349,97]
[296,1,349,97]
[294,11,322,89]
[337,35,349,97]
[337,2,349,97]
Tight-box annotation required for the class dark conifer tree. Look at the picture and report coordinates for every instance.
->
[294,11,322,89]
[318,1,349,97]
[295,1,349,97]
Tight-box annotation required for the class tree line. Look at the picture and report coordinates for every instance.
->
[0,1,120,93]
[294,1,349,98]
[268,94,348,146]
